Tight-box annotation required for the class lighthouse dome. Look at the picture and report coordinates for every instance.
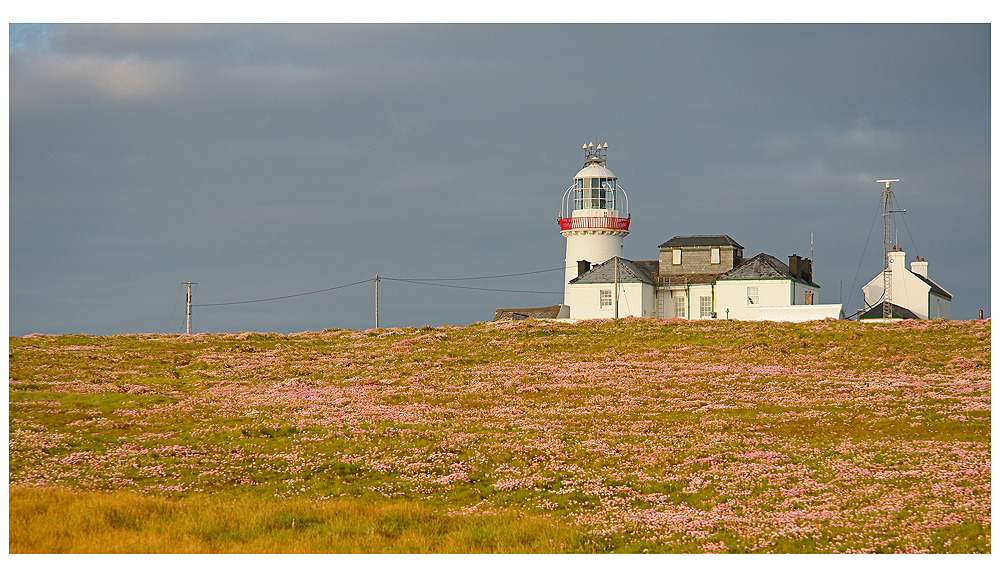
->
[574,163,617,180]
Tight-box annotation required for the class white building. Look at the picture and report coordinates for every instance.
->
[860,248,951,320]
[557,144,843,322]
[558,143,629,306]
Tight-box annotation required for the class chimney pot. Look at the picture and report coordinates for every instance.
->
[910,258,928,278]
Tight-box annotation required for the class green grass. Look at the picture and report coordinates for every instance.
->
[9,318,991,553]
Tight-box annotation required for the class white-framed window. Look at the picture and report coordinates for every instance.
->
[673,294,686,319]
[711,247,720,264]
[747,286,759,306]
[700,296,713,318]
[672,248,682,265]
[599,289,613,308]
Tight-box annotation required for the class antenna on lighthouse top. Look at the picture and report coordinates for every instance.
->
[583,141,609,165]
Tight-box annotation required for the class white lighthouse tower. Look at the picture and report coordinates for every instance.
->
[559,142,630,309]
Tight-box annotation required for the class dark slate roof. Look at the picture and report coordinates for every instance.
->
[716,252,821,288]
[859,303,921,320]
[570,257,655,285]
[659,235,743,249]
[632,260,660,282]
[911,271,952,300]
[493,305,563,321]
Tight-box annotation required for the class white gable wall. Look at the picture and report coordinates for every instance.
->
[566,282,655,319]
[861,250,949,319]
[715,279,801,320]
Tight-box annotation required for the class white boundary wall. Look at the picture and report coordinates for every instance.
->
[758,305,845,322]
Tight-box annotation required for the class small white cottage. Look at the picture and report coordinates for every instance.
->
[860,249,951,320]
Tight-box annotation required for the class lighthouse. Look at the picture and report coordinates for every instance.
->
[559,142,630,309]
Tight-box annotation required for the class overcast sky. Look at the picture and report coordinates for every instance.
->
[8,23,991,335]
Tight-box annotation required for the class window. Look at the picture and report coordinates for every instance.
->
[711,247,720,264]
[572,178,617,212]
[600,289,613,308]
[673,294,686,319]
[603,181,616,210]
[747,286,759,306]
[700,296,713,318]
[672,248,682,265]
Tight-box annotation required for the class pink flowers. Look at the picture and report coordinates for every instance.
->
[8,318,991,552]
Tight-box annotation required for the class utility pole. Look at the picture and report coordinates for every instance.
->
[374,275,380,329]
[183,282,197,334]
[614,257,619,319]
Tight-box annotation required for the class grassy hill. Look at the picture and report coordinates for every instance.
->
[9,317,991,553]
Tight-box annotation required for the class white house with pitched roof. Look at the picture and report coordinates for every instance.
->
[567,241,842,321]
[860,249,951,320]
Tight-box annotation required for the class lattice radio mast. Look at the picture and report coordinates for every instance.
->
[876,179,902,319]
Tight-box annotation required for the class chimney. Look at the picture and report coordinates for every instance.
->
[801,258,813,283]
[889,249,906,275]
[788,254,802,280]
[910,257,929,278]
[577,260,591,277]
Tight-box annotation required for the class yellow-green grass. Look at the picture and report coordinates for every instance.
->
[9,318,991,553]
[10,487,593,553]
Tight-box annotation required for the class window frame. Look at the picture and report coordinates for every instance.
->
[747,286,759,306]
[599,289,613,309]
[672,248,682,265]
[699,295,713,318]
[710,247,721,265]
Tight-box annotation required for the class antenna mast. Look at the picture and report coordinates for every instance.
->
[876,179,900,319]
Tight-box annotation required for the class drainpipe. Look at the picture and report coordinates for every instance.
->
[686,283,691,320]
[711,281,716,319]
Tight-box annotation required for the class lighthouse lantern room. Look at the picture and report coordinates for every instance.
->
[559,142,630,307]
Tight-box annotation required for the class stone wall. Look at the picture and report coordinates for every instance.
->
[658,245,741,276]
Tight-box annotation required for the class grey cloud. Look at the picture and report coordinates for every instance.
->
[9,24,990,335]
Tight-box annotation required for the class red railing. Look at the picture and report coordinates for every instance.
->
[559,216,630,231]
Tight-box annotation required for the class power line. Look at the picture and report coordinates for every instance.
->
[188,264,569,310]
[383,278,563,294]
[895,195,920,258]
[193,278,374,307]
[166,284,183,333]
[389,266,566,282]
[847,191,884,314]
